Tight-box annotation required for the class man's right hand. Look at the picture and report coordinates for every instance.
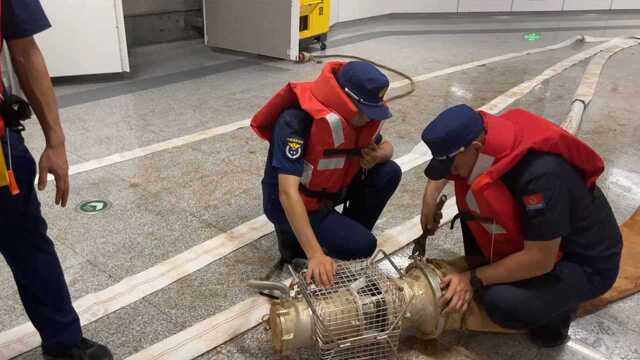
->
[306,253,337,288]
[421,200,443,234]
[420,179,449,234]
[38,143,70,207]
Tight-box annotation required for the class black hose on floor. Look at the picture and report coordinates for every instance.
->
[297,52,416,103]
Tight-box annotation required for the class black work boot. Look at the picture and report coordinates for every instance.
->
[529,309,576,348]
[529,324,570,348]
[43,338,113,360]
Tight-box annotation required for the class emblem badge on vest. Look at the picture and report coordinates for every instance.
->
[523,193,546,214]
[286,138,304,159]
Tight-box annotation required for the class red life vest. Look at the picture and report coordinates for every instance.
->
[453,108,605,262]
[251,61,382,211]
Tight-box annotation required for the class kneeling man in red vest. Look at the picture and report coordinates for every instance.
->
[251,61,402,287]
[420,104,622,347]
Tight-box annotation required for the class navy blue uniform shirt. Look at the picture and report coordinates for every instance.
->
[502,151,622,269]
[2,0,51,40]
[262,108,382,224]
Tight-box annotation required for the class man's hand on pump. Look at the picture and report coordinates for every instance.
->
[306,253,337,288]
[439,271,474,315]
[279,174,338,288]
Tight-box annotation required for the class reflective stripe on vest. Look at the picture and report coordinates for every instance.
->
[301,161,313,187]
[481,222,507,235]
[465,153,494,219]
[464,153,508,235]
[326,112,344,147]
[465,191,481,213]
[318,157,346,170]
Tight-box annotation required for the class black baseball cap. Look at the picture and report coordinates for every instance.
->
[422,104,484,180]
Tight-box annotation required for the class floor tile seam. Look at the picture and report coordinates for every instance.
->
[137,297,191,331]
[122,174,230,235]
[81,256,120,285]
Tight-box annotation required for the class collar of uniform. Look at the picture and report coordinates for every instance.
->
[310,61,359,122]
[467,111,516,185]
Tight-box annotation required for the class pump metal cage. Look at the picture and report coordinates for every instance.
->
[295,251,408,359]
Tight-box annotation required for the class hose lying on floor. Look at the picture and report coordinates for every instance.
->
[297,51,416,103]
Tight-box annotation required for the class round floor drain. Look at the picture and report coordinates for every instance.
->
[77,200,112,214]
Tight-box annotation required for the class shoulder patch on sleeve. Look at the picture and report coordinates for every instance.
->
[523,193,546,211]
[285,137,304,159]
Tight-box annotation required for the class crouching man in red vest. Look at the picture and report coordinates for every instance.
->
[420,104,622,347]
[251,61,402,287]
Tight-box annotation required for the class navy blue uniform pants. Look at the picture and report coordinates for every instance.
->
[461,220,620,330]
[271,160,402,261]
[0,131,81,353]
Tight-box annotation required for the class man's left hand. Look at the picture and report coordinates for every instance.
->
[38,144,70,207]
[439,271,473,315]
[361,143,383,169]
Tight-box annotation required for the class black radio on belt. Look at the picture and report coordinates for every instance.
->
[1,93,32,132]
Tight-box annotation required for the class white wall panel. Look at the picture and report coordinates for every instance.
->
[331,0,340,24]
[395,0,459,13]
[512,0,563,11]
[563,0,612,10]
[337,0,360,21]
[334,0,457,23]
[611,0,640,9]
[36,0,129,77]
[332,0,624,27]
[459,0,512,12]
[205,0,299,60]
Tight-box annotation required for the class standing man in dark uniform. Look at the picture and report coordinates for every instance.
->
[419,104,622,347]
[252,61,402,287]
[1,1,112,359]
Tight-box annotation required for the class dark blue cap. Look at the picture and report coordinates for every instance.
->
[337,61,392,121]
[422,104,484,180]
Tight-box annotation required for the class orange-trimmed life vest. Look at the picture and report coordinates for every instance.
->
[251,61,382,211]
[453,109,605,262]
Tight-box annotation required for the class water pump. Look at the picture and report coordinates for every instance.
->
[249,250,514,359]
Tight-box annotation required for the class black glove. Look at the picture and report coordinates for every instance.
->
[1,94,32,131]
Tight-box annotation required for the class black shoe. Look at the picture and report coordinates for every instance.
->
[43,338,113,360]
[529,325,570,348]
[529,307,576,348]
